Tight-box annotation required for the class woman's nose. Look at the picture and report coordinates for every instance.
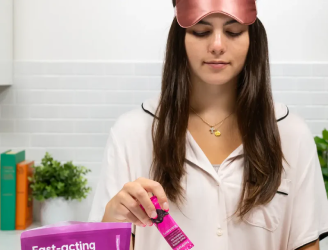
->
[208,31,226,55]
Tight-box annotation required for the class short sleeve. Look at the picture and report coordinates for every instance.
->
[88,127,136,234]
[288,127,328,250]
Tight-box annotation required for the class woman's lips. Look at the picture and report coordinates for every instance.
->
[205,62,229,70]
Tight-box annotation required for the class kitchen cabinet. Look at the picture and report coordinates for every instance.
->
[0,0,13,86]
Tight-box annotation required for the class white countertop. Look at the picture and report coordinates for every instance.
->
[0,223,41,250]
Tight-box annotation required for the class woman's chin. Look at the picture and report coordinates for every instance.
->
[201,77,230,86]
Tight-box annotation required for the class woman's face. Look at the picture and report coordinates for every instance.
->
[185,13,250,86]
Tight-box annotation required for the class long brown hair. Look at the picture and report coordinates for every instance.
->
[150,0,285,218]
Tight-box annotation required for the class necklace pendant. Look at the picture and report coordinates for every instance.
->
[209,127,215,134]
[214,130,221,137]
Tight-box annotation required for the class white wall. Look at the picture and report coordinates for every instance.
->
[258,0,328,62]
[0,0,327,234]
[14,0,328,62]
[14,0,173,61]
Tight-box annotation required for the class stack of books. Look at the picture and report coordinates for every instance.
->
[0,150,34,230]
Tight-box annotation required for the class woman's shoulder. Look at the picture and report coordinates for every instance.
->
[274,102,311,133]
[109,93,160,138]
[274,102,315,148]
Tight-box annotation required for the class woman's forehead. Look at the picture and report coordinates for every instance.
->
[195,14,244,27]
[204,13,239,22]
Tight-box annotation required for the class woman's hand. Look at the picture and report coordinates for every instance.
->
[103,177,169,227]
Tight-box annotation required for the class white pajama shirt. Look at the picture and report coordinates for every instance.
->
[88,93,328,250]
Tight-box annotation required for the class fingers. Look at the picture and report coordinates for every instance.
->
[118,191,153,226]
[135,178,170,212]
[116,203,147,227]
[116,178,170,228]
[123,181,158,220]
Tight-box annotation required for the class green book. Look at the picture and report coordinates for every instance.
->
[0,150,25,230]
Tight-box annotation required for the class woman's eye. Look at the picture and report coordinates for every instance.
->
[227,31,242,37]
[192,31,209,37]
[192,31,243,37]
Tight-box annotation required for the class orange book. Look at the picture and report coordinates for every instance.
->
[15,160,34,230]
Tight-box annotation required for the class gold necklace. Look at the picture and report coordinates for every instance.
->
[190,106,233,137]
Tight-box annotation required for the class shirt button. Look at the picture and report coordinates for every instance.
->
[217,228,223,236]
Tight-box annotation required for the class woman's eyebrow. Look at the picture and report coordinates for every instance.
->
[196,19,239,26]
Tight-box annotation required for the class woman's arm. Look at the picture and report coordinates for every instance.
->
[286,120,328,249]
[89,128,168,250]
[298,239,319,250]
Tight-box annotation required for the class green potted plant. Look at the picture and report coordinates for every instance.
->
[29,152,91,226]
[314,128,328,198]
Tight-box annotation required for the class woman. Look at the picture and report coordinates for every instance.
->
[88,0,328,249]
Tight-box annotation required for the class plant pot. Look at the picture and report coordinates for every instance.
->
[40,197,76,226]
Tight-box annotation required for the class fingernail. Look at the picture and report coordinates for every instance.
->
[151,211,158,219]
[163,202,169,211]
[142,224,146,227]
[148,221,153,226]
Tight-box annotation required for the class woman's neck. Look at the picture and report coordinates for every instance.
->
[189,77,238,124]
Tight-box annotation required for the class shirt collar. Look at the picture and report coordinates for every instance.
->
[141,93,290,122]
[141,94,289,182]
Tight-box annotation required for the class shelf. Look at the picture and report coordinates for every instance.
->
[0,222,41,250]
